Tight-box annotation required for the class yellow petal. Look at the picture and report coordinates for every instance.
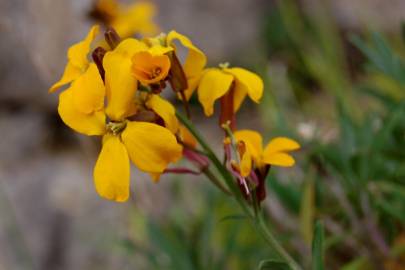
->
[49,25,99,93]
[182,73,202,100]
[104,40,146,120]
[233,130,263,162]
[49,62,82,93]
[232,81,248,112]
[146,95,179,133]
[262,137,300,167]
[131,51,171,84]
[68,25,99,70]
[179,125,197,148]
[238,141,252,177]
[71,63,105,114]
[149,172,161,183]
[197,69,234,116]
[111,38,149,56]
[262,152,296,167]
[94,134,130,202]
[122,121,183,173]
[263,137,300,155]
[148,44,173,56]
[58,87,106,136]
[112,2,158,38]
[167,31,207,77]
[224,67,263,104]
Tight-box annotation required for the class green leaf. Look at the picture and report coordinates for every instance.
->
[299,169,315,244]
[258,259,291,270]
[311,220,325,270]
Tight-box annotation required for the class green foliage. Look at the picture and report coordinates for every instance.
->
[311,221,325,270]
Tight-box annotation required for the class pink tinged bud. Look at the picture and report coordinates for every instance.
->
[164,167,201,175]
[183,148,209,171]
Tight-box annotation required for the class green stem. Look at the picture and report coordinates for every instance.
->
[255,212,302,270]
[202,167,232,195]
[177,112,302,270]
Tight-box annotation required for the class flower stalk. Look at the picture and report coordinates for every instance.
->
[177,112,302,270]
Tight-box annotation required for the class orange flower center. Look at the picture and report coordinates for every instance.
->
[131,51,171,85]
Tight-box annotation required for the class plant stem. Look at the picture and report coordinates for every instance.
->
[255,212,302,270]
[177,112,302,270]
[202,167,232,195]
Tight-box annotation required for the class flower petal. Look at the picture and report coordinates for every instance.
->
[262,152,296,167]
[239,142,253,177]
[232,81,248,112]
[146,95,179,133]
[179,125,197,148]
[263,137,300,155]
[224,67,263,103]
[72,63,105,114]
[122,121,183,173]
[131,51,171,84]
[262,137,300,167]
[68,25,99,70]
[167,31,207,78]
[49,25,99,93]
[104,39,147,120]
[94,134,130,202]
[233,130,263,161]
[49,62,82,93]
[58,87,106,136]
[197,69,234,116]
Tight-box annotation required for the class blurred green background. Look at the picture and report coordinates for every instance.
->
[0,0,404,269]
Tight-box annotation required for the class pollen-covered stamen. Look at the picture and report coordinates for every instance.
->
[106,121,127,135]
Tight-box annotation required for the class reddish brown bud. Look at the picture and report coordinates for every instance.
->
[104,27,121,49]
[92,47,107,81]
[167,51,188,92]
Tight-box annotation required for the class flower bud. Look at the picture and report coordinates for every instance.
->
[104,27,121,49]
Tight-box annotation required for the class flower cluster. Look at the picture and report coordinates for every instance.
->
[50,22,300,202]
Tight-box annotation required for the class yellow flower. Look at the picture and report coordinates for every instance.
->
[197,65,264,116]
[57,37,182,202]
[230,130,300,177]
[94,0,158,38]
[145,31,207,95]
[131,51,171,85]
[49,25,100,93]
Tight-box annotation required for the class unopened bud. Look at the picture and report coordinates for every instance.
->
[92,47,107,81]
[168,51,188,92]
[104,27,121,49]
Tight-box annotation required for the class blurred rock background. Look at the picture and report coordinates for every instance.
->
[0,0,404,269]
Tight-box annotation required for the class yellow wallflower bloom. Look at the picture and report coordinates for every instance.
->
[56,35,182,202]
[145,31,207,95]
[93,0,158,38]
[131,51,171,85]
[49,25,100,93]
[197,66,264,116]
[231,130,300,177]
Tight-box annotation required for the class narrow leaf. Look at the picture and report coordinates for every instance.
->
[312,220,325,270]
